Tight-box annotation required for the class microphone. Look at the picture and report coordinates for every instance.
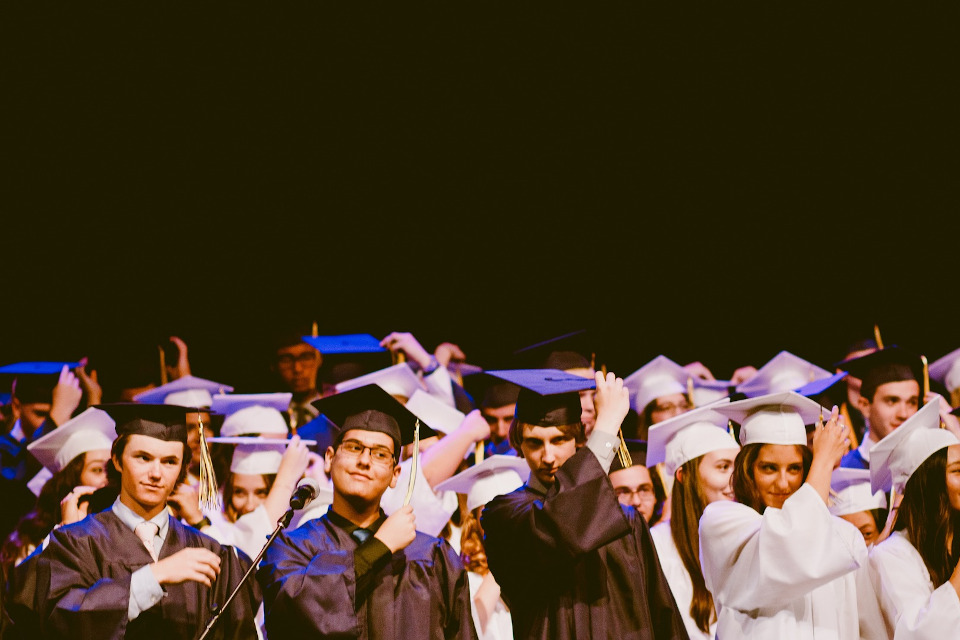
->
[289,477,320,510]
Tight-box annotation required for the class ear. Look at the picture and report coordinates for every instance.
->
[112,453,123,472]
[388,462,402,490]
[674,467,684,484]
[856,395,871,414]
[9,396,21,417]
[324,446,335,475]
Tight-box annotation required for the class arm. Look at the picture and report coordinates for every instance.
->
[262,436,309,523]
[420,410,488,487]
[805,405,850,504]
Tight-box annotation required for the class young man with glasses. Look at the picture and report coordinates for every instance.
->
[257,384,477,639]
[269,326,323,434]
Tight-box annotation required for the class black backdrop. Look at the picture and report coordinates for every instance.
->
[3,3,958,397]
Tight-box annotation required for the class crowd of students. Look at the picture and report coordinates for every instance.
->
[3,324,960,639]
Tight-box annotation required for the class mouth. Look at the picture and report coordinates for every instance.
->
[349,472,373,481]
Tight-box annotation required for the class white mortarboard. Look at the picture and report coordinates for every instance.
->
[132,375,234,407]
[624,356,690,413]
[829,468,887,517]
[930,347,960,394]
[691,379,733,408]
[712,390,827,446]
[404,389,464,435]
[735,351,832,398]
[220,405,289,438]
[210,392,293,416]
[226,439,287,475]
[27,407,117,473]
[646,406,741,475]
[334,363,423,400]
[869,399,960,494]
[433,455,530,512]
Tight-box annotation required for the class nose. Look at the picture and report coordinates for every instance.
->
[542,444,557,465]
[148,459,162,479]
[356,447,373,467]
[774,470,791,491]
[896,401,912,419]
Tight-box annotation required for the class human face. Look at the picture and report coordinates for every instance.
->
[186,411,214,473]
[609,465,657,521]
[858,380,919,442]
[275,343,321,394]
[752,444,805,509]
[18,401,51,435]
[482,404,516,443]
[650,393,691,425]
[946,445,960,513]
[80,449,111,489]
[325,429,401,505]
[114,435,184,517]
[519,425,578,487]
[842,347,876,408]
[697,448,739,504]
[231,473,270,517]
[840,510,881,546]
[579,390,596,437]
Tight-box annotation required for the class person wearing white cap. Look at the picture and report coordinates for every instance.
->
[829,468,888,546]
[866,399,960,638]
[434,455,529,640]
[1,408,116,572]
[624,356,695,439]
[644,407,740,640]
[930,346,960,409]
[698,391,868,639]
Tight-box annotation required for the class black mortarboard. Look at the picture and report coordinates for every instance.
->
[311,384,438,455]
[462,372,521,410]
[836,346,924,401]
[2,361,79,404]
[512,330,596,373]
[610,439,648,472]
[487,369,595,427]
[96,403,190,445]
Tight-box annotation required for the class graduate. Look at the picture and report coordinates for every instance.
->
[5,402,261,639]
[607,440,667,525]
[866,399,960,638]
[480,369,687,640]
[645,406,741,640]
[698,391,867,639]
[256,384,477,640]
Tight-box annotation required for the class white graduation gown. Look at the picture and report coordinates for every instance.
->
[467,571,514,640]
[699,483,867,639]
[650,520,716,640]
[868,530,960,639]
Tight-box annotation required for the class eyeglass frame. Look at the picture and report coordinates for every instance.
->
[337,439,397,466]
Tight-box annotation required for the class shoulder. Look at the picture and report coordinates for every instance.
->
[54,510,114,541]
[870,531,914,560]
[410,531,462,563]
[483,485,537,519]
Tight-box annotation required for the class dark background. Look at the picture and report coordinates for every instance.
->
[2,3,957,396]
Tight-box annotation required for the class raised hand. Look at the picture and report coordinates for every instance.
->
[60,485,98,524]
[380,332,432,370]
[150,547,221,587]
[374,505,416,553]
[50,364,83,426]
[592,371,630,436]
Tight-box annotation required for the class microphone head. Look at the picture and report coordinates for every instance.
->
[296,476,320,499]
[290,476,321,510]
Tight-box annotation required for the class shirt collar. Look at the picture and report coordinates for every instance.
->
[525,472,550,496]
[112,497,170,539]
[858,433,874,462]
[326,505,387,535]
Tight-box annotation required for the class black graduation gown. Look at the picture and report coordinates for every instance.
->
[481,446,689,640]
[257,512,477,639]
[6,510,260,640]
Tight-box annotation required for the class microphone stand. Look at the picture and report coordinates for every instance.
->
[196,508,295,640]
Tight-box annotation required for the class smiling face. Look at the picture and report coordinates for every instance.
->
[751,444,805,509]
[698,447,739,505]
[325,429,401,506]
[114,434,185,518]
[519,424,579,487]
[230,473,270,517]
[946,445,960,513]
[858,379,920,442]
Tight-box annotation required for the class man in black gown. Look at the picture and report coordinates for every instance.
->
[5,403,260,640]
[257,384,477,639]
[481,369,688,640]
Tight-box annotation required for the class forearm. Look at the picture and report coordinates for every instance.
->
[421,430,476,487]
[804,456,834,505]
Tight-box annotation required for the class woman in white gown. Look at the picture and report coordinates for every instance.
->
[866,399,960,639]
[698,391,868,640]
[645,405,741,640]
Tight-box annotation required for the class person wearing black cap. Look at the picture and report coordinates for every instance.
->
[5,403,261,640]
[480,369,686,640]
[257,384,476,640]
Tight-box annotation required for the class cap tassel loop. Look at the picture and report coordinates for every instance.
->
[616,430,632,469]
[196,412,220,511]
[686,377,696,409]
[403,419,420,506]
[921,355,930,407]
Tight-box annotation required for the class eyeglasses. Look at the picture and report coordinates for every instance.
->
[276,352,318,369]
[614,485,656,501]
[651,400,691,414]
[338,440,396,465]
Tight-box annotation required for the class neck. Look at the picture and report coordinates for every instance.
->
[119,491,168,521]
[331,492,382,528]
[292,389,320,404]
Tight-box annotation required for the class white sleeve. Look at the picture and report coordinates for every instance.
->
[224,505,274,561]
[380,454,458,536]
[422,365,456,408]
[699,483,867,611]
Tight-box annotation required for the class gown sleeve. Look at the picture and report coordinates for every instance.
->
[698,482,867,612]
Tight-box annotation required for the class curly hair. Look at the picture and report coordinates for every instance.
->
[459,506,489,575]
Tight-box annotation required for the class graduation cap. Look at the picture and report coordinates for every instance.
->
[511,330,596,376]
[311,384,438,456]
[486,369,595,427]
[869,399,958,494]
[710,391,827,447]
[404,389,465,435]
[210,392,292,416]
[2,361,80,404]
[295,413,338,454]
[205,437,314,475]
[645,406,740,476]
[836,346,924,402]
[624,356,689,414]
[0,361,81,375]
[930,347,960,394]
[334,363,424,401]
[829,468,887,517]
[735,351,833,398]
[302,333,387,354]
[795,371,850,400]
[132,375,234,408]
[462,372,521,411]
[27,407,117,473]
[433,454,530,512]
[220,405,290,438]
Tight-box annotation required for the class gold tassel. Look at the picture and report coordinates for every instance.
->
[403,419,420,506]
[873,324,884,350]
[475,442,485,464]
[921,355,930,398]
[311,321,319,337]
[196,412,220,511]
[616,430,631,469]
[158,345,168,385]
[686,377,696,409]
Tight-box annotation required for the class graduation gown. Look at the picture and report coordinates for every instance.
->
[6,510,260,640]
[867,531,960,639]
[648,522,715,640]
[480,446,687,640]
[699,483,868,640]
[257,510,477,639]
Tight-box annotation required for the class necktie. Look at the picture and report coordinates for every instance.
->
[351,528,372,544]
[135,521,160,561]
